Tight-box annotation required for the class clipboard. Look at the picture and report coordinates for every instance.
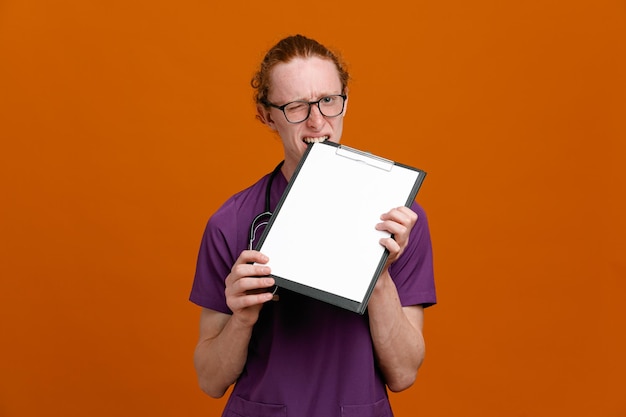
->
[255,141,426,314]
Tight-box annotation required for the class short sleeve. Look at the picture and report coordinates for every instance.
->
[389,201,436,307]
[189,201,241,314]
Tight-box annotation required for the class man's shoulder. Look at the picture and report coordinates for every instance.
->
[210,174,269,221]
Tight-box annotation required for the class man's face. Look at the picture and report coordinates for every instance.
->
[258,56,347,177]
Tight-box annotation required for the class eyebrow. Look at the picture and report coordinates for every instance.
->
[283,91,344,103]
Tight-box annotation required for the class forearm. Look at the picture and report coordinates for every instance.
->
[368,271,425,392]
[194,313,254,398]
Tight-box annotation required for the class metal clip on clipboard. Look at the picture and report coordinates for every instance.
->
[335,145,394,172]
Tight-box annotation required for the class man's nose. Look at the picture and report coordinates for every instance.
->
[306,104,325,128]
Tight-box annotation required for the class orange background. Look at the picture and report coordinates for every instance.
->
[1,1,625,416]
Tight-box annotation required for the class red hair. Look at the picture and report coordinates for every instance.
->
[251,34,350,107]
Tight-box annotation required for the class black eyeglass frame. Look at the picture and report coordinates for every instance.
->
[262,94,347,124]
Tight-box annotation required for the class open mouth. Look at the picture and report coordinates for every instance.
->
[303,136,329,144]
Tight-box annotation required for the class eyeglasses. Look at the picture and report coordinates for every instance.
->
[263,94,347,124]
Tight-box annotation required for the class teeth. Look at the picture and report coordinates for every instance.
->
[303,136,328,144]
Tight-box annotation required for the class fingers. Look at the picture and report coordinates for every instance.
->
[376,206,418,265]
[379,235,401,254]
[234,249,270,267]
[225,250,277,315]
[376,207,417,237]
[227,279,275,312]
[227,251,273,289]
[230,262,271,283]
[378,206,417,228]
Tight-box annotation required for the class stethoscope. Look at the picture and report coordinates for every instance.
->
[248,161,284,250]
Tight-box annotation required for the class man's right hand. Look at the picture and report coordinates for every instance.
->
[225,250,275,327]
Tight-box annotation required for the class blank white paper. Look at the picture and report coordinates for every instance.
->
[258,142,422,303]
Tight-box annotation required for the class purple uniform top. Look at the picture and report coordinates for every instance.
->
[190,165,436,417]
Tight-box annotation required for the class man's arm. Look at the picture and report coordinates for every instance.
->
[194,308,251,398]
[193,250,275,398]
[367,274,425,392]
[369,206,426,392]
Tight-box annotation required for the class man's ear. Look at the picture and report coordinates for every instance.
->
[256,104,276,129]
